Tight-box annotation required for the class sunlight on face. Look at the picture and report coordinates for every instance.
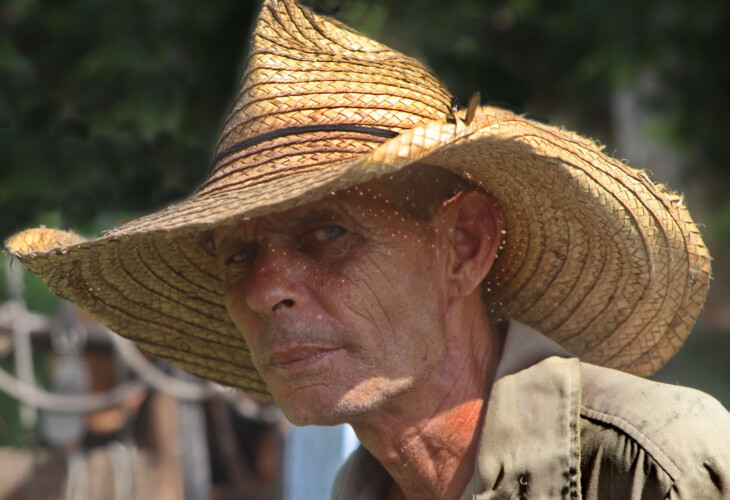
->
[214,172,459,425]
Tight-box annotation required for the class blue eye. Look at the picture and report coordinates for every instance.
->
[227,245,258,264]
[315,226,345,241]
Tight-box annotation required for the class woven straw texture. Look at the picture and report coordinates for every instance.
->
[6,0,710,397]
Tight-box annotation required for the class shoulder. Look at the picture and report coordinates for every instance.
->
[579,362,730,498]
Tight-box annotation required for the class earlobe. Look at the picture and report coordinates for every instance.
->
[440,190,501,298]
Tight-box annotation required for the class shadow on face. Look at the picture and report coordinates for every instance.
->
[210,164,500,425]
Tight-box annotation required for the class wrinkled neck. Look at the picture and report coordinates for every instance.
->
[350,298,504,500]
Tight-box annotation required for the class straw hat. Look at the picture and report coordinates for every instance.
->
[6,0,710,397]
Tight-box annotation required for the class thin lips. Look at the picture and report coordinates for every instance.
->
[267,345,339,366]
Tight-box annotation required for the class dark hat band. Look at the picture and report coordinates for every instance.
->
[211,124,399,170]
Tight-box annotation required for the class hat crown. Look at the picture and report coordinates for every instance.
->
[203,0,452,191]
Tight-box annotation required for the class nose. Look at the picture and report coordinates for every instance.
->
[245,240,308,317]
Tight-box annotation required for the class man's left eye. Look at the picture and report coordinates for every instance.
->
[313,226,345,241]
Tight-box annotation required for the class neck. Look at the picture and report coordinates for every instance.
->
[348,303,504,500]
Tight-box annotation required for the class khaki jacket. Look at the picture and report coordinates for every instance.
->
[331,321,730,499]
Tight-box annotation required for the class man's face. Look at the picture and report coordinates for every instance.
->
[214,179,451,425]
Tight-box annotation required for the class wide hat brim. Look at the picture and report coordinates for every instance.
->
[7,105,711,397]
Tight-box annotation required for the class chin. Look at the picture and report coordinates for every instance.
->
[275,378,416,426]
[276,390,371,427]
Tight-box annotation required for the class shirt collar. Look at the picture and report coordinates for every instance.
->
[462,319,582,499]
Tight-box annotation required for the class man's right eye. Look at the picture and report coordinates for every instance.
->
[226,245,259,265]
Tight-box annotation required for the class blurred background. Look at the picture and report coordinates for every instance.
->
[1,0,729,498]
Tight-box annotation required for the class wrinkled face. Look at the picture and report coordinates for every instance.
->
[213,180,451,425]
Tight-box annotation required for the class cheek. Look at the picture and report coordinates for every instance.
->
[331,250,428,330]
[223,282,263,344]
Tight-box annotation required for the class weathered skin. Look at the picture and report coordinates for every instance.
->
[213,172,504,500]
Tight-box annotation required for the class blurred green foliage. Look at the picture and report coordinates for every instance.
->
[0,357,48,446]
[1,0,260,239]
[0,356,32,446]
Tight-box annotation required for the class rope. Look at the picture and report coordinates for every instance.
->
[0,270,278,421]
[0,365,146,413]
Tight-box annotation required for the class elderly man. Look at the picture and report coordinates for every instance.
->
[7,0,730,498]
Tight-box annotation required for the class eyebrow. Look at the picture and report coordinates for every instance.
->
[211,203,348,254]
[287,205,343,227]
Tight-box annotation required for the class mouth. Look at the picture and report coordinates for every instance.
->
[267,346,342,371]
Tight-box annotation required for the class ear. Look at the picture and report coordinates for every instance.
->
[435,190,502,298]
